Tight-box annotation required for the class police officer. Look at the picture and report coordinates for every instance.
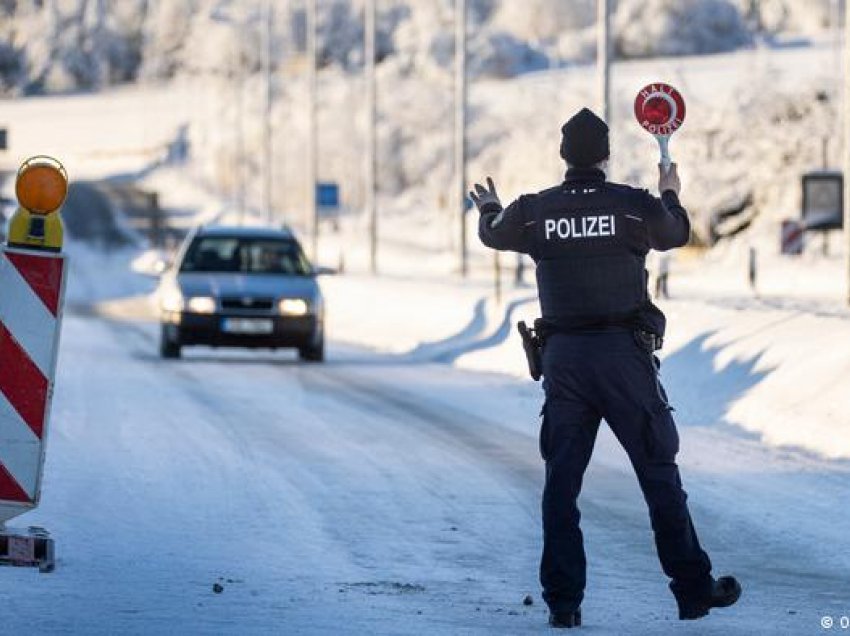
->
[470,108,740,629]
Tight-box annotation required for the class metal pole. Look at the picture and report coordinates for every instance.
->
[597,0,611,124]
[236,2,247,223]
[835,0,842,166]
[277,0,289,219]
[307,0,318,260]
[262,0,274,225]
[455,0,468,277]
[844,0,850,304]
[230,53,241,216]
[494,252,501,303]
[365,0,377,273]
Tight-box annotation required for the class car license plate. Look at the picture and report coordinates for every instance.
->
[221,318,274,335]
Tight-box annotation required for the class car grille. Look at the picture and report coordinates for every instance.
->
[221,296,275,311]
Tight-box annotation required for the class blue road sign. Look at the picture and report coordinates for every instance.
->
[317,182,340,208]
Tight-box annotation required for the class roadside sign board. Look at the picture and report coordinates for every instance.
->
[802,171,843,231]
[317,183,339,209]
[0,248,67,524]
[781,219,804,255]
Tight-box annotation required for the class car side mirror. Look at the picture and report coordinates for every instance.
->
[312,265,337,276]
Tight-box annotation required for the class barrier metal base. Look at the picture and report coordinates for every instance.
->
[0,526,55,573]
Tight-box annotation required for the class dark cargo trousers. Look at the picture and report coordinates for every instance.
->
[539,331,712,613]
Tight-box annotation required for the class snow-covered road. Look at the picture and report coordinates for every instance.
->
[1,302,847,635]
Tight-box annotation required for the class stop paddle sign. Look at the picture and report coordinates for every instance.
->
[634,83,686,172]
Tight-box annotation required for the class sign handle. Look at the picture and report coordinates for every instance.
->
[655,135,672,173]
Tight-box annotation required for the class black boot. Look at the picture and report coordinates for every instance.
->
[673,576,742,620]
[549,608,581,628]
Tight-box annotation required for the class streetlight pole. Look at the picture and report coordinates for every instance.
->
[236,2,247,223]
[307,0,318,260]
[262,0,274,225]
[597,0,611,124]
[455,0,468,277]
[844,0,850,304]
[365,0,378,274]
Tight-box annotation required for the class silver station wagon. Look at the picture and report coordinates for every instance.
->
[157,225,326,361]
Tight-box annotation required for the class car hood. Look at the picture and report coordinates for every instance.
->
[175,272,320,300]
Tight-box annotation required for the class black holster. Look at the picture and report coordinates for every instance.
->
[518,321,543,381]
[633,329,664,354]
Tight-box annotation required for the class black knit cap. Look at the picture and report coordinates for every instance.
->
[560,107,610,167]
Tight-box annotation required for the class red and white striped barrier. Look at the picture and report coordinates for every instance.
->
[781,219,804,255]
[0,247,66,525]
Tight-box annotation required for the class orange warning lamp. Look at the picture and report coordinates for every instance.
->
[15,156,68,215]
[7,156,68,252]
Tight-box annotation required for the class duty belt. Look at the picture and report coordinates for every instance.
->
[536,319,664,352]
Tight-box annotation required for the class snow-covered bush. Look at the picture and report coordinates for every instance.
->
[139,1,198,79]
[0,41,25,93]
[0,0,148,94]
[490,0,597,40]
[616,0,753,58]
[731,0,837,36]
[391,2,550,80]
[554,26,598,65]
[468,31,549,78]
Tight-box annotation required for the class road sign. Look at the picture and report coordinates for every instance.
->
[634,83,686,171]
[781,219,804,255]
[802,171,843,231]
[317,182,339,209]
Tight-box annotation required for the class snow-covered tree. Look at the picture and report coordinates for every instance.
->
[4,0,793,95]
[616,0,752,58]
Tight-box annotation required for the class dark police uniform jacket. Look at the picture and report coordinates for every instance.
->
[478,167,690,337]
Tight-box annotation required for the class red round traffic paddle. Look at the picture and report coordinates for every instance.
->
[634,83,686,172]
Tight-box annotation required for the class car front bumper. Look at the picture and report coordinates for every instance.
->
[162,311,321,349]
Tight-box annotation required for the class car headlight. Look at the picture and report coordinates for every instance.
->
[186,296,216,314]
[279,298,309,316]
[160,288,184,313]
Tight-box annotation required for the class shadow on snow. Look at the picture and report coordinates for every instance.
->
[661,331,775,429]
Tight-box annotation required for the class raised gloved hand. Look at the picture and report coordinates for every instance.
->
[659,163,681,196]
[469,177,502,213]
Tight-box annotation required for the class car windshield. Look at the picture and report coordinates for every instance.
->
[179,236,312,275]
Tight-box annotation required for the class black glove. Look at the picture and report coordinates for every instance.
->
[469,177,502,214]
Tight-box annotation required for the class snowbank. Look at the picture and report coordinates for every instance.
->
[317,249,850,462]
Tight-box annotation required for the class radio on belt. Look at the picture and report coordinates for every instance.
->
[0,156,69,573]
